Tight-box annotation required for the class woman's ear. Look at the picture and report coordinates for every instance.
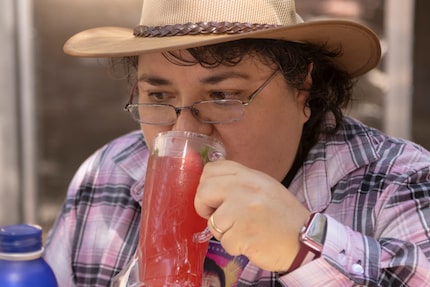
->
[304,62,313,90]
[297,62,313,121]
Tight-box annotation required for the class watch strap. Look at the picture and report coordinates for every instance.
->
[286,213,326,273]
[286,237,320,272]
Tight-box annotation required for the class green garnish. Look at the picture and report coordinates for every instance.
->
[200,146,210,165]
[152,148,159,157]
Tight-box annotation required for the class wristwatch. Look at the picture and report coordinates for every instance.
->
[286,212,327,273]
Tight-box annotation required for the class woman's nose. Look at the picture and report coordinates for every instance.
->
[173,108,213,135]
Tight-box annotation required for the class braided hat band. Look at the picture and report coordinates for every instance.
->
[134,22,282,37]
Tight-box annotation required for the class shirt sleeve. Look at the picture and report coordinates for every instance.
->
[280,169,430,286]
[43,204,77,287]
[42,132,145,286]
[42,146,103,286]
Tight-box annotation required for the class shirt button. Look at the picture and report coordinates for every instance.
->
[351,263,364,275]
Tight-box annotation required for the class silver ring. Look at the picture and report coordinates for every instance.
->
[209,214,225,234]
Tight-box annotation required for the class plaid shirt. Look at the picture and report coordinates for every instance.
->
[44,116,430,286]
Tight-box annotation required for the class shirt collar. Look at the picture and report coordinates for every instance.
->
[289,116,381,212]
[112,131,149,205]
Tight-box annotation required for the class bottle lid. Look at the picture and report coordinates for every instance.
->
[0,224,43,253]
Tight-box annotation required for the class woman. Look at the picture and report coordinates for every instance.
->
[44,0,430,286]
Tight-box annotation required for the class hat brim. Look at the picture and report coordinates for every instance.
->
[64,19,381,77]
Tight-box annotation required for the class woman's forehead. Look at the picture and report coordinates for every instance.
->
[138,51,269,74]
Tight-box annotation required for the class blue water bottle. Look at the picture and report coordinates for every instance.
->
[0,224,58,287]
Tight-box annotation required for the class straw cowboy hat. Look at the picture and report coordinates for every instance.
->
[64,0,381,77]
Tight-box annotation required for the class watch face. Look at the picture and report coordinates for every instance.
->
[306,214,327,244]
[288,213,327,272]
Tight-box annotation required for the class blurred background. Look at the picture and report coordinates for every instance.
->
[0,0,429,235]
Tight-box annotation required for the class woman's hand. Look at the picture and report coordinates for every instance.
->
[194,160,311,272]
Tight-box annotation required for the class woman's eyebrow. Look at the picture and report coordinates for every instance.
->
[138,71,251,86]
[138,75,172,86]
[200,71,251,85]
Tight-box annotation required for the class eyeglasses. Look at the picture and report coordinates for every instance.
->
[124,70,279,126]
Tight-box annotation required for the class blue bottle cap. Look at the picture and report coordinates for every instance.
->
[0,224,43,253]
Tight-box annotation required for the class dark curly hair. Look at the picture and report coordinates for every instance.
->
[204,257,226,287]
[121,39,354,183]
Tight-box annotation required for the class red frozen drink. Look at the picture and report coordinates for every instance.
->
[138,131,225,286]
